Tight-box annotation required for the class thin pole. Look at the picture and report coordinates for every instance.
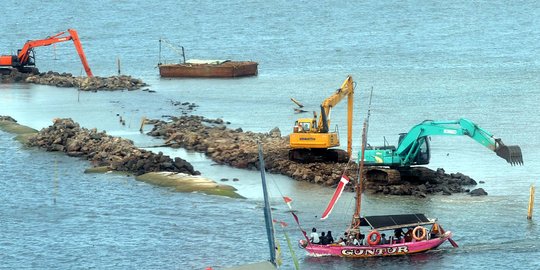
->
[181,46,186,64]
[258,143,277,266]
[53,158,58,204]
[117,57,121,75]
[528,184,535,220]
[139,116,146,133]
[158,38,162,65]
[353,88,374,224]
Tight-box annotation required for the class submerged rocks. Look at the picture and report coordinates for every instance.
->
[1,69,147,91]
[136,172,243,198]
[0,115,39,144]
[146,115,481,196]
[469,188,488,196]
[26,118,198,176]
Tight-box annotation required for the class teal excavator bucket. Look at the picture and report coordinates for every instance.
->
[494,140,523,165]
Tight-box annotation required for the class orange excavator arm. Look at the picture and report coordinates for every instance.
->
[1,29,93,76]
[66,29,93,77]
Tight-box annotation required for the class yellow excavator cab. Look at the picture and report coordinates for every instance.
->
[289,75,354,163]
[293,118,316,133]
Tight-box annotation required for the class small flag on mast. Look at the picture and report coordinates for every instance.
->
[320,175,350,220]
[283,196,293,210]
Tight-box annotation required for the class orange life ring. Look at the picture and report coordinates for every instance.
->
[412,226,427,241]
[367,230,381,245]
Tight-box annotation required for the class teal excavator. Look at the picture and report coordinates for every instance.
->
[362,118,523,183]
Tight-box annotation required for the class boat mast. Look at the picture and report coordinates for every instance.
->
[353,121,367,224]
[352,88,373,229]
[258,143,277,267]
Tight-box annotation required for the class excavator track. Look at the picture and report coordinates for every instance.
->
[365,167,402,185]
[289,148,349,163]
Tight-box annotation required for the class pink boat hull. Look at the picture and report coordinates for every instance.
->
[301,231,452,258]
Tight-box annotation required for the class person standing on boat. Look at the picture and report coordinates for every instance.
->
[310,228,320,244]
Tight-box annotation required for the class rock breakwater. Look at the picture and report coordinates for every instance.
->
[26,118,198,176]
[0,69,147,91]
[146,115,481,196]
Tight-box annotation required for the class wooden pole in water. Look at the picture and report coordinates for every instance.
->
[139,116,146,133]
[528,184,535,220]
[53,158,58,204]
[117,57,121,75]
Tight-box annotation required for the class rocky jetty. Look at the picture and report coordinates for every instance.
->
[26,118,198,176]
[146,115,480,196]
[0,69,147,91]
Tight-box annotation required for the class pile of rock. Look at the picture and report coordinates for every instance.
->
[0,116,17,122]
[25,71,147,91]
[1,69,147,91]
[0,69,31,83]
[146,115,481,196]
[27,118,198,176]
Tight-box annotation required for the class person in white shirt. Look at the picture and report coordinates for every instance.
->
[310,228,320,244]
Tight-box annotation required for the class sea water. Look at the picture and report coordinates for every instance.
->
[1,1,539,269]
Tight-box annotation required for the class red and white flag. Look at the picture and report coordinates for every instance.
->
[283,196,293,210]
[320,175,350,220]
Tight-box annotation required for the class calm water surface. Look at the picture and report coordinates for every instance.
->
[1,1,539,269]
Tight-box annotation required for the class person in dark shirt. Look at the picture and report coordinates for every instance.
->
[380,233,388,244]
[326,231,334,244]
[320,231,327,245]
[394,228,404,239]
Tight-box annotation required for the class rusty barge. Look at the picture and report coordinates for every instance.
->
[158,60,258,78]
[158,39,257,78]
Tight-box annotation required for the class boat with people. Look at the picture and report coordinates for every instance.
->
[297,95,458,258]
[299,213,456,258]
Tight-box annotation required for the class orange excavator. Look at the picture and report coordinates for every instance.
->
[0,29,93,76]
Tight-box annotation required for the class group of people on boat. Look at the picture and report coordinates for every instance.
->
[309,228,335,245]
[309,224,442,246]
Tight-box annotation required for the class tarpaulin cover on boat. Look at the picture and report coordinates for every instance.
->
[360,213,431,229]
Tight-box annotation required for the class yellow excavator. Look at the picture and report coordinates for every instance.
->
[289,75,355,163]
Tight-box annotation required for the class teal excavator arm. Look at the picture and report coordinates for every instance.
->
[363,118,523,167]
